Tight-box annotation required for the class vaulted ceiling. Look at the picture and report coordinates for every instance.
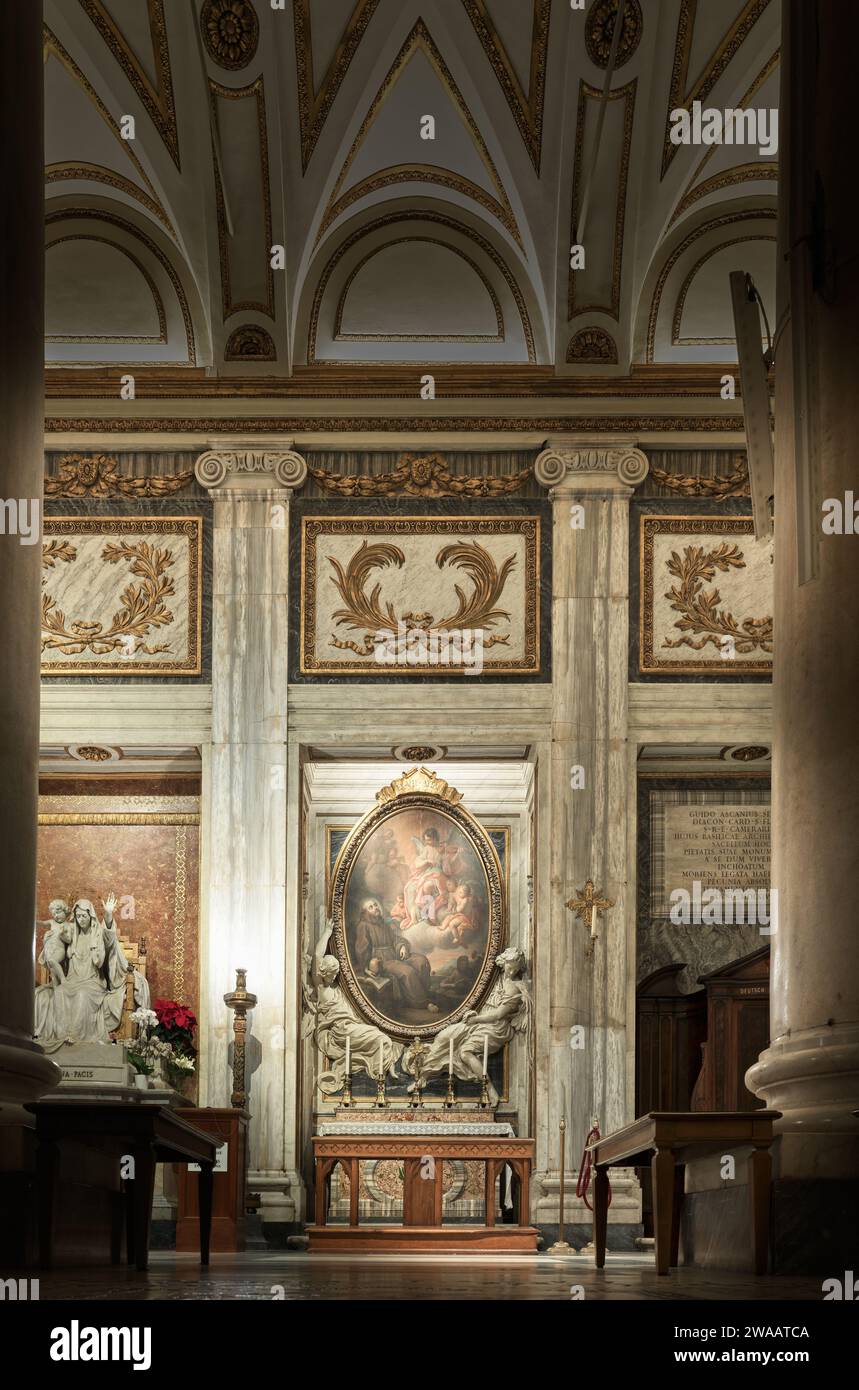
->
[43,0,779,377]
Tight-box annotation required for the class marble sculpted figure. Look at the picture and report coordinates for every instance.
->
[303,920,403,1092]
[410,945,533,1106]
[33,893,151,1051]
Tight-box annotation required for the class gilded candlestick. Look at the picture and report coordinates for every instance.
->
[223,967,257,1110]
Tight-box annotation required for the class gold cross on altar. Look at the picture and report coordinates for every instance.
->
[565,879,615,951]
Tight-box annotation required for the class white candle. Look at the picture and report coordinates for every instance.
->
[379,1037,384,1077]
[482,1033,488,1076]
[448,1034,454,1075]
[345,1035,350,1074]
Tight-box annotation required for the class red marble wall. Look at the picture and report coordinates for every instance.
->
[36,789,200,1019]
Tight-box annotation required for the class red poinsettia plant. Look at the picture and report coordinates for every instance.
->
[151,998,198,1072]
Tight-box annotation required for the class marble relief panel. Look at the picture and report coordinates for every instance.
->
[297,512,542,676]
[41,515,202,676]
[639,514,773,675]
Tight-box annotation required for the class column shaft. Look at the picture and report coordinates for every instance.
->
[748,0,859,1182]
[0,0,60,1103]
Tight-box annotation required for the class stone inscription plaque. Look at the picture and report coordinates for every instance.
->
[660,804,771,910]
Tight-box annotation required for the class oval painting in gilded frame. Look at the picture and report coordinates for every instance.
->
[329,770,504,1040]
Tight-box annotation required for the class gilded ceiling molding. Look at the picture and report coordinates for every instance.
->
[209,77,275,321]
[45,208,195,362]
[333,238,504,342]
[43,29,166,215]
[45,164,172,232]
[585,0,643,69]
[460,0,551,174]
[44,362,751,399]
[306,454,533,497]
[321,21,519,248]
[677,49,779,201]
[569,79,636,321]
[194,445,308,490]
[224,324,277,361]
[566,327,618,365]
[45,455,194,497]
[293,0,381,172]
[45,236,167,345]
[77,0,180,169]
[45,415,747,434]
[672,233,775,345]
[319,169,520,248]
[649,463,750,498]
[534,441,649,492]
[661,0,773,179]
[308,210,535,363]
[670,163,778,224]
[645,208,777,362]
[201,0,259,71]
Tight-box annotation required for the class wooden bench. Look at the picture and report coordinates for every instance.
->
[586,1110,781,1274]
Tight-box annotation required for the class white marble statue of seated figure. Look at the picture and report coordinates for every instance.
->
[34,893,151,1051]
[408,945,533,1107]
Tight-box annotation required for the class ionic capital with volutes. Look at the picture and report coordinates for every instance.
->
[194,438,308,493]
[534,437,649,497]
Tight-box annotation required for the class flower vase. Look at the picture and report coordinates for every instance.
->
[134,1073,149,1091]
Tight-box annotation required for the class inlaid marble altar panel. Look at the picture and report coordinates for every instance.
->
[41,515,203,675]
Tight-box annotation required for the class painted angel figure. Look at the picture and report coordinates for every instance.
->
[413,945,533,1107]
[402,826,447,926]
[302,918,402,1095]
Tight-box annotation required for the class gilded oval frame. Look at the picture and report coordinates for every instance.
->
[328,773,504,1040]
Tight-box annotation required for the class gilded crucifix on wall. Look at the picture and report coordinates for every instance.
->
[565,879,615,957]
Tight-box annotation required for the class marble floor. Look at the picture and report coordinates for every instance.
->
[33,1252,824,1301]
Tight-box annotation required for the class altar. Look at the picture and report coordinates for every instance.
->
[307,1110,537,1253]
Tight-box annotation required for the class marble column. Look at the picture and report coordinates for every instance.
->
[194,442,307,1227]
[747,0,859,1215]
[532,439,647,1233]
[0,0,60,1107]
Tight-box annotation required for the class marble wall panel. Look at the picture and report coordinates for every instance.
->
[42,499,212,682]
[637,778,771,994]
[630,499,772,682]
[289,497,551,682]
[36,792,200,1019]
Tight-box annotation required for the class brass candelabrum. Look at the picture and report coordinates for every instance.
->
[223,968,257,1110]
[479,1072,491,1109]
[375,1071,387,1107]
[342,1069,353,1107]
[444,1071,456,1108]
[407,1036,427,1108]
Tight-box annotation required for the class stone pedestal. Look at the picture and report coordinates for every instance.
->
[194,443,307,1229]
[532,440,647,1235]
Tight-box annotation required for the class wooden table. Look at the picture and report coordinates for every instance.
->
[586,1110,781,1275]
[307,1134,537,1253]
[29,1099,221,1271]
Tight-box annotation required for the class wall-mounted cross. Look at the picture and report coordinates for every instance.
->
[565,879,615,955]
